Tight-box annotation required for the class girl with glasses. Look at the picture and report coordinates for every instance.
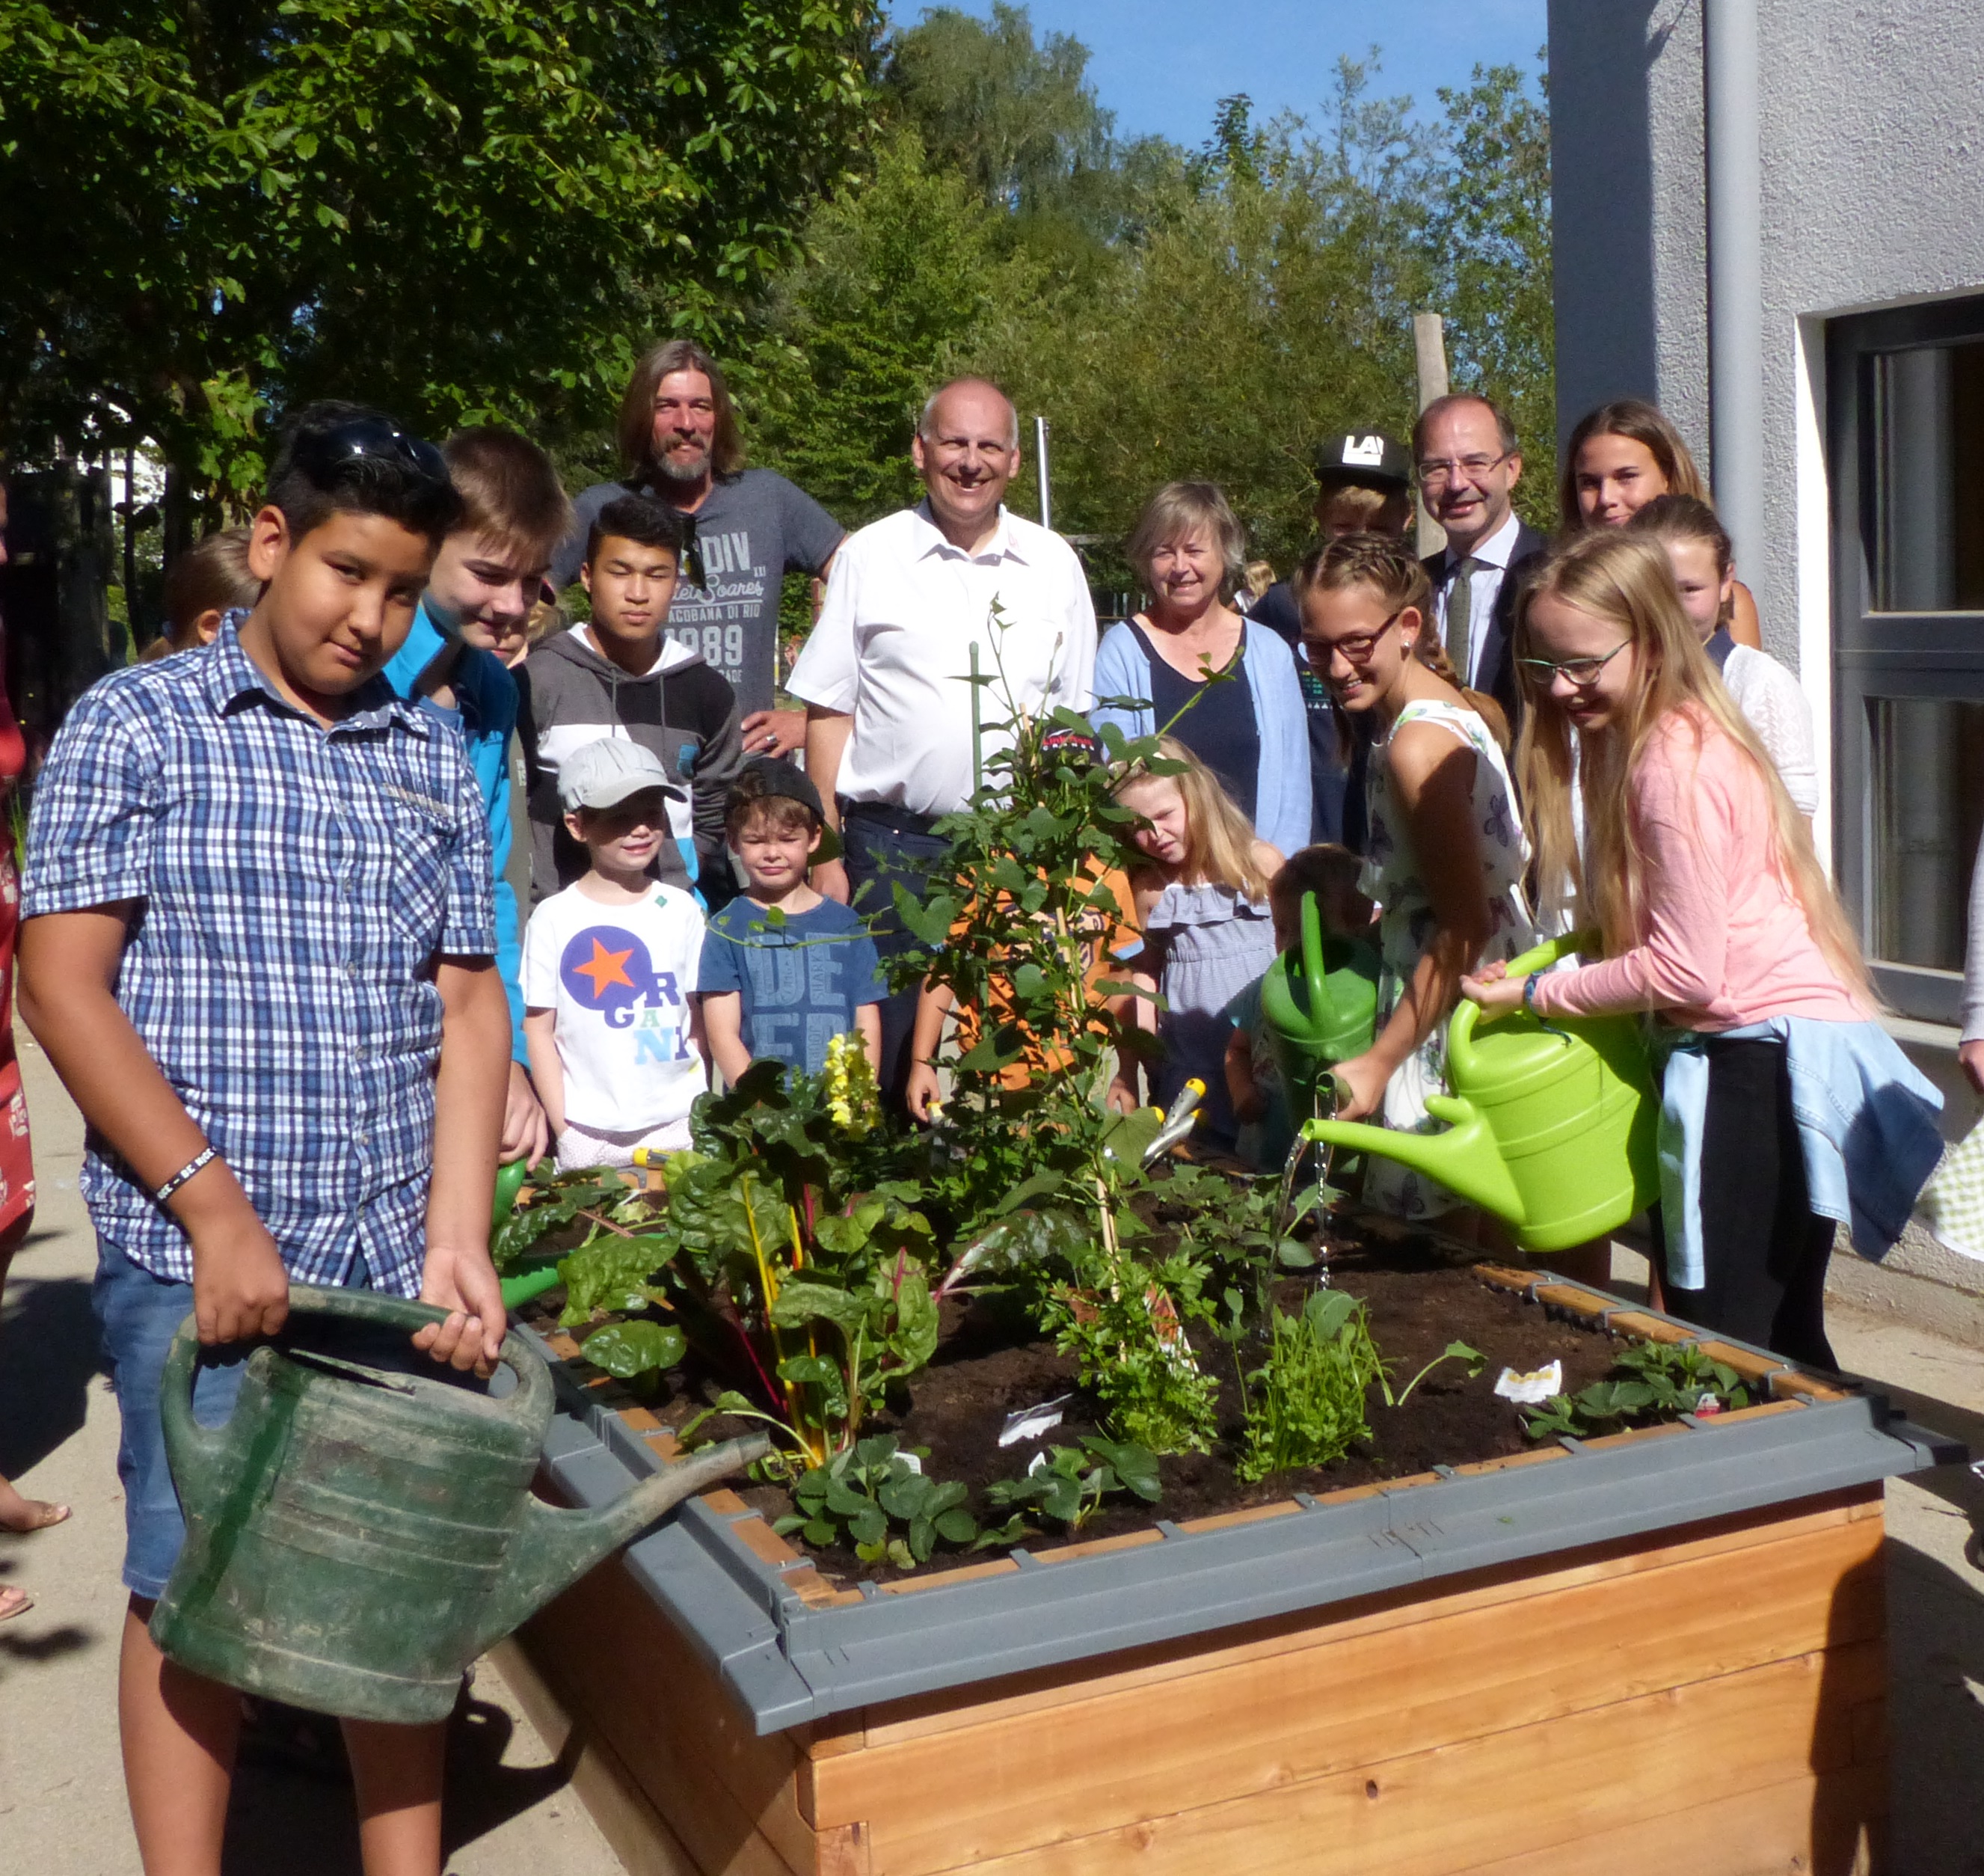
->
[1466,531,1941,1367]
[1295,536,1534,1227]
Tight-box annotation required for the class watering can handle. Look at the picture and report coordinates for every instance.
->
[1448,929,1601,1077]
[1300,891,1325,999]
[156,1284,553,1497]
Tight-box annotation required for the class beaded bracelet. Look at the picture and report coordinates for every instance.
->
[154,1146,218,1206]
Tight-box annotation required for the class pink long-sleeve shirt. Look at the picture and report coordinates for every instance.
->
[1532,707,1867,1032]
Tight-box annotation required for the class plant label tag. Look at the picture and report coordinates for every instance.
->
[1493,1359,1564,1405]
[1027,1450,1049,1477]
[897,1452,924,1474]
[1000,1394,1073,1447]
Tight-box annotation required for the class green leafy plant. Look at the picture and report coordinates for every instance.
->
[1236,1290,1383,1483]
[1523,1340,1751,1441]
[578,1320,687,1382]
[978,1434,1161,1543]
[772,1435,977,1569]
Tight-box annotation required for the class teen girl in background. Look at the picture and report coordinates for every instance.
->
[1464,531,1942,1367]
[1559,399,1763,651]
[1297,535,1534,1227]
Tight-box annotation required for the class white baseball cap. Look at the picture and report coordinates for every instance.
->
[557,738,686,813]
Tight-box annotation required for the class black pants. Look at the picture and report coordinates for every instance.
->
[1665,1036,1837,1370]
[840,805,954,1106]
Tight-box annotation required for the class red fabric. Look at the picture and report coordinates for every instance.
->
[0,655,34,1239]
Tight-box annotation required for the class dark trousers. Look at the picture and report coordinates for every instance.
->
[1665,1036,1838,1370]
[840,804,953,1107]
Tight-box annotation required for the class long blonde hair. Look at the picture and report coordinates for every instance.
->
[1114,737,1274,901]
[1515,532,1873,1003]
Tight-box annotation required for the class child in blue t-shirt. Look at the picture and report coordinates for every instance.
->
[699,761,883,1083]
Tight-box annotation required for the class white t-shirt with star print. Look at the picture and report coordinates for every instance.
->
[521,880,706,1132]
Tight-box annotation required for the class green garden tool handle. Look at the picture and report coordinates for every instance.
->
[493,1159,529,1227]
[1448,930,1600,1070]
[159,1283,553,1514]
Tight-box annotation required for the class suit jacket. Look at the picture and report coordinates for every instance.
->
[1422,520,1550,729]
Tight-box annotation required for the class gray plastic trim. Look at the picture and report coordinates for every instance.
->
[521,1304,1962,1738]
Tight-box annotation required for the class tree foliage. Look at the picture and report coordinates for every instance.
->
[0,0,875,512]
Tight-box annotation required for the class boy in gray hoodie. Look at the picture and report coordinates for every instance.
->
[519,494,743,904]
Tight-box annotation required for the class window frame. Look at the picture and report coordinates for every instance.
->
[1828,295,1984,1024]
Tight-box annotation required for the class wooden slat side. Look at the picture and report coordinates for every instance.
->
[817,1823,873,1876]
[1172,1500,1303,1535]
[1028,1527,1165,1564]
[1449,1763,1883,1876]
[859,1488,1876,1748]
[934,1643,1885,1876]
[818,1517,1884,1870]
[520,1560,814,1876]
[877,1558,1022,1595]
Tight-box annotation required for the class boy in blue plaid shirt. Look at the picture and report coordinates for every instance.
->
[19,402,512,1876]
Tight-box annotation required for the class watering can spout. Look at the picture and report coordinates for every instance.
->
[1303,1096,1526,1228]
[469,1433,770,1658]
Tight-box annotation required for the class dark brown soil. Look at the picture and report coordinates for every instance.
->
[522,1216,1632,1587]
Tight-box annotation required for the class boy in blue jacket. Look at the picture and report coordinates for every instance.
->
[384,426,572,1169]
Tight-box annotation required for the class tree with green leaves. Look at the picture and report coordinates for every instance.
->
[0,0,876,534]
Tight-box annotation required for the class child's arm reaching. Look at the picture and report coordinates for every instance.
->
[700,991,752,1086]
[19,907,291,1346]
[906,981,956,1124]
[419,957,509,1376]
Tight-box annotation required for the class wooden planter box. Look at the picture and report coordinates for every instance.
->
[499,1268,1956,1876]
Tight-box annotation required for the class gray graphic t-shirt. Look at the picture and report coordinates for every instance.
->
[556,469,844,717]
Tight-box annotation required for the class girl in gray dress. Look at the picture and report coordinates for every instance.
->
[1112,739,1285,1146]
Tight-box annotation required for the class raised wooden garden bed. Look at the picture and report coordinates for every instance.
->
[499,1264,1956,1876]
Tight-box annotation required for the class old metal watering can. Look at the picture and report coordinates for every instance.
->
[1259,892,1380,1120]
[151,1285,765,1724]
[1300,932,1659,1253]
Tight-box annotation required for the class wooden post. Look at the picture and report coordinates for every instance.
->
[1412,312,1450,559]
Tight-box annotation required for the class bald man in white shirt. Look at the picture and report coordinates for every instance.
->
[789,377,1098,1098]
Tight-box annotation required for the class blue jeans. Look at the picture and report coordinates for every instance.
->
[92,1239,372,1599]
[840,806,954,1105]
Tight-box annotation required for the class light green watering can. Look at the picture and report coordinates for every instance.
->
[152,1286,765,1724]
[1300,932,1659,1253]
[1258,892,1380,1119]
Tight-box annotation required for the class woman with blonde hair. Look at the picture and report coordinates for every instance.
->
[1295,535,1535,1226]
[1558,399,1762,647]
[1464,530,1942,1365]
[1111,739,1282,1147]
[1090,482,1309,859]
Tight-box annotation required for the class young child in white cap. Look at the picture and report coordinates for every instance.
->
[520,738,709,1169]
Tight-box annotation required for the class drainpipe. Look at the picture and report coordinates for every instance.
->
[1705,0,1765,575]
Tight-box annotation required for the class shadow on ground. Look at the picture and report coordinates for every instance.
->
[0,1262,100,1478]
[221,1694,580,1874]
[1888,1528,1984,1876]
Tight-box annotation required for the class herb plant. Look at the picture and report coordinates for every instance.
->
[772,1435,977,1569]
[1236,1290,1383,1482]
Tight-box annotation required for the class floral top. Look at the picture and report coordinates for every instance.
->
[1359,697,1534,1218]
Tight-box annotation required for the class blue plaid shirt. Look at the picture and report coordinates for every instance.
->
[21,619,495,1293]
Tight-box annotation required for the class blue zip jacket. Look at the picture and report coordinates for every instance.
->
[1088,617,1312,861]
[384,603,527,1065]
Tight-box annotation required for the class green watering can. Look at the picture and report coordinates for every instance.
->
[151,1286,765,1725]
[1259,892,1380,1118]
[1300,932,1659,1253]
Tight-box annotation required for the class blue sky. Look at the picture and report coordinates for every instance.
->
[885,1,1549,144]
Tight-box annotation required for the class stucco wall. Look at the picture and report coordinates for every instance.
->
[1550,0,1984,666]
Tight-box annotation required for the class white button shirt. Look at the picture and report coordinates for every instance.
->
[788,502,1098,818]
[1430,507,1523,690]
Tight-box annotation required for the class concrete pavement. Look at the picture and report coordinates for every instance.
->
[4,1039,1983,1872]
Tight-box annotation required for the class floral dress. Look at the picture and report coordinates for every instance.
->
[1359,699,1533,1219]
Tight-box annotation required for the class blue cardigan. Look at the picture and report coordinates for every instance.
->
[383,604,528,1066]
[1089,617,1311,860]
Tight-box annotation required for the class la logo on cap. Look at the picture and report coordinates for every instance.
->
[1342,434,1386,467]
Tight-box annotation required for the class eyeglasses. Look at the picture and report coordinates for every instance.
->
[1416,451,1511,488]
[1305,610,1402,669]
[292,417,449,488]
[1517,642,1631,687]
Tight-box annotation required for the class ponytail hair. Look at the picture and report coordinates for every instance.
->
[1293,532,1510,751]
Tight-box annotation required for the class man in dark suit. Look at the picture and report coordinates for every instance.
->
[1413,393,1550,730]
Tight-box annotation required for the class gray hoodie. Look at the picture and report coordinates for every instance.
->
[517,624,743,903]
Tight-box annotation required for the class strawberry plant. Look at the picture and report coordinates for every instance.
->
[772,1435,977,1569]
[1522,1340,1750,1441]
[978,1435,1161,1543]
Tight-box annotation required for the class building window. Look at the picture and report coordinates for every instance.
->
[1831,298,1984,1023]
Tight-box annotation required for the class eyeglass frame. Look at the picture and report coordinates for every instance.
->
[1414,449,1514,488]
[1517,640,1632,688]
[1303,607,1407,670]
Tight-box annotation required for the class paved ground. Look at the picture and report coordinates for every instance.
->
[4,1041,1982,1872]
[0,1037,620,1875]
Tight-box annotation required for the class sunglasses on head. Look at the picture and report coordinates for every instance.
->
[292,416,449,488]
